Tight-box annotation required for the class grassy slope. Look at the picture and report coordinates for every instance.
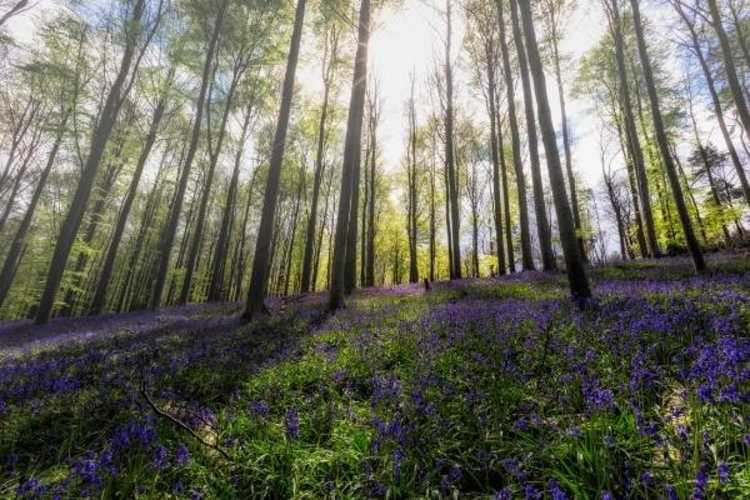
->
[1,254,750,499]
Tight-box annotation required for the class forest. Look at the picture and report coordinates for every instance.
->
[0,0,749,497]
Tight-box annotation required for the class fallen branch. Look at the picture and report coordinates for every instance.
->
[139,374,233,462]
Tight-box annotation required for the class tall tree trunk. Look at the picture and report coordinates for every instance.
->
[301,29,337,293]
[0,110,68,310]
[89,72,173,315]
[329,0,370,311]
[407,82,419,284]
[510,0,555,271]
[484,33,506,276]
[497,0,534,270]
[445,0,462,280]
[365,102,377,287]
[605,0,659,258]
[546,4,587,261]
[232,166,259,302]
[244,0,306,318]
[35,0,149,324]
[207,95,255,302]
[629,0,705,271]
[150,0,228,309]
[517,0,592,302]
[672,1,750,209]
[708,0,750,148]
[180,59,243,304]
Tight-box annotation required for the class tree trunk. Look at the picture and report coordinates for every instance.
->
[510,0,555,271]
[445,0,462,280]
[672,1,750,209]
[35,0,148,324]
[150,0,228,310]
[208,95,255,302]
[244,0,306,318]
[629,0,705,271]
[546,5,587,261]
[0,110,68,311]
[329,0,370,311]
[497,0,534,270]
[517,0,592,303]
[365,102,377,287]
[89,72,173,315]
[606,0,659,258]
[484,33,506,276]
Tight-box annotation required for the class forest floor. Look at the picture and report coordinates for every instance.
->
[1,252,750,499]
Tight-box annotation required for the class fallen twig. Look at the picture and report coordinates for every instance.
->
[139,374,233,462]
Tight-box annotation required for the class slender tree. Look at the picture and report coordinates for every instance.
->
[509,0,556,271]
[330,0,371,310]
[628,0,705,271]
[603,0,659,257]
[150,0,228,309]
[497,0,534,270]
[517,0,592,302]
[244,0,306,319]
[36,0,161,324]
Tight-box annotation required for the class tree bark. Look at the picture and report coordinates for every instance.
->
[150,0,228,309]
[517,0,592,302]
[444,0,462,280]
[244,0,306,318]
[605,0,659,258]
[629,0,705,271]
[329,0,370,311]
[510,0,555,271]
[497,0,534,270]
[35,0,149,324]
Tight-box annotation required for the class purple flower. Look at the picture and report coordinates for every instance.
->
[175,443,190,466]
[524,483,541,499]
[694,463,709,498]
[285,408,300,440]
[548,479,568,500]
[152,445,169,470]
[718,462,729,485]
[249,400,269,416]
[600,492,614,500]
[494,488,512,500]
[665,484,678,500]
[16,478,45,498]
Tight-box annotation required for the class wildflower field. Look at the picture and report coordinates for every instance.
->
[2,254,750,499]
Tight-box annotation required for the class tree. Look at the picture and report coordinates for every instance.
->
[444,0,462,280]
[671,0,750,209]
[301,25,339,293]
[628,0,705,271]
[542,0,587,261]
[36,0,164,324]
[496,0,534,270]
[509,0,556,271]
[603,0,659,258]
[150,0,229,310]
[244,0,306,319]
[517,0,592,302]
[329,0,371,311]
[406,74,419,284]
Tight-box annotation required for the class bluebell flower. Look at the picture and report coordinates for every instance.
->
[494,488,512,500]
[152,445,169,470]
[548,479,568,500]
[175,443,190,466]
[285,408,300,440]
[718,462,729,485]
[600,491,614,500]
[16,478,45,498]
[249,400,269,416]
